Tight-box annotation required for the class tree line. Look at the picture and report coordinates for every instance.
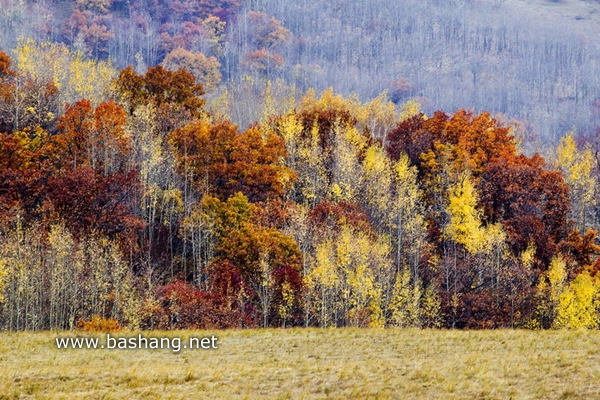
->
[1,45,600,330]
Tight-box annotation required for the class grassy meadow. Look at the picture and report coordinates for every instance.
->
[1,329,599,399]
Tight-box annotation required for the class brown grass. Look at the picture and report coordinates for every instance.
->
[1,329,600,399]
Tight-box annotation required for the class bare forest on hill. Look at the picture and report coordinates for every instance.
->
[1,0,600,143]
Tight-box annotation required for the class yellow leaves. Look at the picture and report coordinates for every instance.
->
[278,281,295,323]
[362,145,392,215]
[0,259,6,303]
[554,272,600,329]
[557,133,577,168]
[363,145,388,176]
[399,99,423,121]
[556,132,596,230]
[14,39,115,105]
[0,222,133,329]
[328,125,363,202]
[482,223,506,254]
[548,254,567,306]
[15,38,38,75]
[297,88,401,140]
[444,175,485,254]
[299,87,350,114]
[306,224,391,327]
[352,91,396,139]
[557,133,595,189]
[535,253,600,330]
[13,126,48,153]
[330,183,344,200]
[389,267,421,328]
[207,87,231,122]
[394,153,420,208]
[521,242,536,269]
[311,239,338,289]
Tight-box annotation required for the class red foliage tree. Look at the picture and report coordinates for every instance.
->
[480,154,570,267]
[43,167,145,243]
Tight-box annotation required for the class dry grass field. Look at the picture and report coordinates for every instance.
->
[1,328,600,399]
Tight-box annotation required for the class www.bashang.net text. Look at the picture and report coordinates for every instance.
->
[55,334,218,352]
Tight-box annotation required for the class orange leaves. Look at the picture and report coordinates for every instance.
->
[559,229,600,276]
[114,65,205,134]
[115,65,205,116]
[226,126,292,202]
[387,109,515,181]
[170,120,294,202]
[386,108,569,268]
[188,193,302,327]
[77,315,121,332]
[0,51,13,78]
[51,99,130,174]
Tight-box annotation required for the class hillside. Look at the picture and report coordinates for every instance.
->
[1,0,600,143]
[1,0,600,332]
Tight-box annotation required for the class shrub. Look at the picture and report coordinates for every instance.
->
[76,315,122,332]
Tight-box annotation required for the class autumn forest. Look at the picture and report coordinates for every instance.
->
[1,0,600,332]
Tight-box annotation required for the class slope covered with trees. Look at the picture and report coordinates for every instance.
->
[1,44,600,330]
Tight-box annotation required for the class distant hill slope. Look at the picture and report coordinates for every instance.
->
[2,0,600,145]
[236,0,600,146]
[506,0,600,34]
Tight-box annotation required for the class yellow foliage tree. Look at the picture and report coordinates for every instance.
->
[14,39,115,106]
[362,144,392,226]
[532,249,564,329]
[0,259,6,303]
[553,272,599,329]
[556,133,596,231]
[306,225,389,327]
[393,153,427,276]
[350,91,396,140]
[399,99,423,121]
[329,124,366,202]
[444,174,485,254]
[388,267,421,327]
[548,253,567,308]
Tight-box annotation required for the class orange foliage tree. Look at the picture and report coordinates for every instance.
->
[169,119,294,203]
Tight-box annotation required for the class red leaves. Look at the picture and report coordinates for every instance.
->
[386,112,428,164]
[309,200,373,236]
[0,51,13,79]
[480,154,570,266]
[151,279,257,329]
[44,167,145,241]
